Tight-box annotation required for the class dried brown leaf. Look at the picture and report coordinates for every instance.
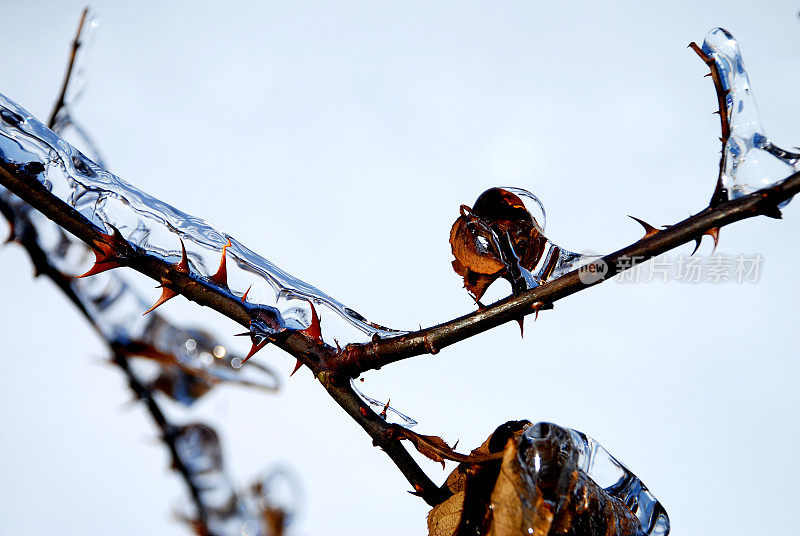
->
[427,421,649,536]
[450,189,547,301]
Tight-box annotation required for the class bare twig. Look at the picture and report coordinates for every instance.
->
[48,7,89,130]
[688,41,731,207]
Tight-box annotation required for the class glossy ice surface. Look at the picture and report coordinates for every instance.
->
[0,95,404,347]
[702,28,799,202]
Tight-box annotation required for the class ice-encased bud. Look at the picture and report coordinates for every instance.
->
[451,187,595,301]
[702,28,800,203]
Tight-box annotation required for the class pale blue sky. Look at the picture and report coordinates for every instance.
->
[1,2,798,535]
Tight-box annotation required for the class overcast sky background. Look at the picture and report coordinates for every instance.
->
[1,2,799,535]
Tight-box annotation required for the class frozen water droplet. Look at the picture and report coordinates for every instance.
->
[702,28,799,204]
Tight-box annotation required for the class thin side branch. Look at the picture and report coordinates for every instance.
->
[48,7,89,130]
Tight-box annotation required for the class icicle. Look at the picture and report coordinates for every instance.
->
[701,28,799,204]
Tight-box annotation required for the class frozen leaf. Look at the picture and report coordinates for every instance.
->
[450,188,593,302]
[427,421,669,536]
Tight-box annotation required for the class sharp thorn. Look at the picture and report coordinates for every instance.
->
[208,238,231,288]
[628,215,660,239]
[691,237,702,256]
[142,287,177,315]
[516,317,524,338]
[290,359,303,377]
[705,227,720,253]
[175,239,190,273]
[76,260,120,278]
[300,300,322,340]
[241,285,252,303]
[242,340,268,363]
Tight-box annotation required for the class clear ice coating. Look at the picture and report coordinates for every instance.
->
[521,422,670,536]
[350,378,418,428]
[0,93,404,348]
[452,187,594,301]
[0,184,280,404]
[502,187,593,284]
[701,28,800,202]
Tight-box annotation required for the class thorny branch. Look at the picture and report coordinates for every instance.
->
[1,23,798,516]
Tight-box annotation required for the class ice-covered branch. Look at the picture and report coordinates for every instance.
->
[2,24,799,532]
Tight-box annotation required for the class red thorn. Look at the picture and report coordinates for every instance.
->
[142,286,177,315]
[691,227,720,254]
[408,483,425,496]
[380,399,390,420]
[290,359,303,377]
[516,317,524,338]
[208,239,231,288]
[628,215,660,239]
[300,300,322,340]
[76,228,129,278]
[532,301,546,322]
[175,239,190,273]
[241,285,252,304]
[706,227,720,253]
[76,258,121,278]
[242,339,268,363]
